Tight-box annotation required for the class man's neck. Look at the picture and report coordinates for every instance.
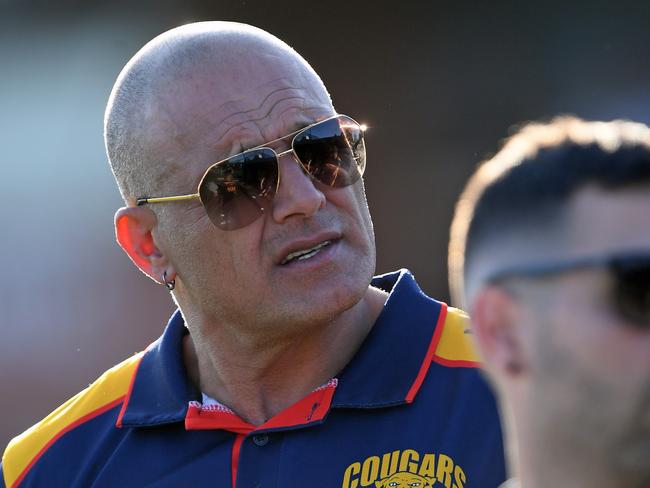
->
[182,285,388,426]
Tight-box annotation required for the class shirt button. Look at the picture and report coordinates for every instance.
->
[252,434,269,446]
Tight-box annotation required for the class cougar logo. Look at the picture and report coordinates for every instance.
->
[375,472,435,487]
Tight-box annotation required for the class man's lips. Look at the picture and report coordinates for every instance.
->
[281,240,332,265]
[276,232,341,265]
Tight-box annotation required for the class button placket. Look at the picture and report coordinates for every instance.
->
[252,433,269,446]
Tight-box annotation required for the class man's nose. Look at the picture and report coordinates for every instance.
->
[271,152,326,223]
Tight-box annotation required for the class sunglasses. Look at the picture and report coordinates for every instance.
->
[136,114,366,230]
[485,251,650,328]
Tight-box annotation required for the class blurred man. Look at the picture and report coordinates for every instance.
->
[1,22,505,487]
[448,116,650,488]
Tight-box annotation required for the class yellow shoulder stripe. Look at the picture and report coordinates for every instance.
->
[2,352,143,488]
[434,307,481,366]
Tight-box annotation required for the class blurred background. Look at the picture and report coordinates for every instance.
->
[2,0,650,449]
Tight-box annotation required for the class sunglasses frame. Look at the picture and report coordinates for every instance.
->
[135,114,365,211]
[485,250,650,326]
[484,251,650,284]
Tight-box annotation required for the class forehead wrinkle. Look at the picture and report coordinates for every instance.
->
[258,103,329,142]
[217,84,308,123]
[209,100,330,158]
[200,103,329,167]
[213,87,311,137]
[216,102,329,157]
[216,94,306,144]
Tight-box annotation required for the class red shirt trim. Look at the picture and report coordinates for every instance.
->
[12,397,125,488]
[115,354,144,428]
[231,434,245,488]
[432,356,481,368]
[185,379,338,433]
[404,302,448,403]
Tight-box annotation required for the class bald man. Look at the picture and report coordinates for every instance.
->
[2,22,505,487]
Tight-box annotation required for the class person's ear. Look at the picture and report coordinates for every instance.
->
[470,286,527,380]
[114,206,174,284]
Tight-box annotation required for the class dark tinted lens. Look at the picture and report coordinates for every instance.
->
[612,257,650,328]
[292,115,366,188]
[198,149,277,230]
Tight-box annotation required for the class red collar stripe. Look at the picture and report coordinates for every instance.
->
[230,434,245,488]
[115,355,144,428]
[405,302,448,403]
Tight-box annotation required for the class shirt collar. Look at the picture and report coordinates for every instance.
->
[118,269,445,427]
[118,309,198,428]
[331,269,444,408]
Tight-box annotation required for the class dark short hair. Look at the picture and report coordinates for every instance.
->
[448,116,650,306]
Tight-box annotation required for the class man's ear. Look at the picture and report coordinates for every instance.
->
[470,286,527,380]
[114,206,173,284]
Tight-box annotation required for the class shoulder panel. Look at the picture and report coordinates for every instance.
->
[2,352,143,488]
[433,307,482,367]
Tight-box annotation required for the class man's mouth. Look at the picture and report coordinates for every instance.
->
[280,240,332,265]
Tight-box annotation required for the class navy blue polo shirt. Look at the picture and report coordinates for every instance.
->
[2,270,506,487]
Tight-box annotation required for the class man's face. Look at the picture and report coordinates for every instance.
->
[517,185,650,479]
[149,45,376,334]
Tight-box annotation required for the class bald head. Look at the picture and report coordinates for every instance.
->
[104,22,332,202]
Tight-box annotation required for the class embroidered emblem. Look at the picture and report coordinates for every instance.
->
[375,471,435,487]
[342,450,466,488]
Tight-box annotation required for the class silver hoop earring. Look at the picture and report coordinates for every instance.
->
[163,270,175,291]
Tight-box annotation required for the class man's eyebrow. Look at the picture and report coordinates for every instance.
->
[242,108,328,151]
[209,98,305,154]
[242,125,301,152]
